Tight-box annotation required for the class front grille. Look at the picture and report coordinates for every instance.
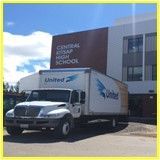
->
[14,106,26,117]
[16,120,33,124]
[36,121,48,124]
[14,106,41,117]
[6,119,14,123]
[27,107,41,117]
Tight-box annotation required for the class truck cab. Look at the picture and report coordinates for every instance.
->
[5,88,85,137]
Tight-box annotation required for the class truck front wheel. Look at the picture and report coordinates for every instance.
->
[62,121,70,136]
[55,116,72,138]
[6,126,24,136]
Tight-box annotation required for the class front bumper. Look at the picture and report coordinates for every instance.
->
[5,117,60,129]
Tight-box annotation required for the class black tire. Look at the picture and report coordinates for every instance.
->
[55,116,73,138]
[6,126,23,136]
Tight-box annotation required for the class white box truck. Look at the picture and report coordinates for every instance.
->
[5,68,128,137]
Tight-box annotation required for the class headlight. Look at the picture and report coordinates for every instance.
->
[39,113,61,118]
[38,109,64,119]
[45,113,60,118]
[6,109,14,117]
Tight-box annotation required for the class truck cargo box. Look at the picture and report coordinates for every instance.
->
[20,68,128,116]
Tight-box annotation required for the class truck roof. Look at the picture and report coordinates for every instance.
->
[39,67,91,74]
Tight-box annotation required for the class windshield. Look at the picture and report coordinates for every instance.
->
[27,90,70,102]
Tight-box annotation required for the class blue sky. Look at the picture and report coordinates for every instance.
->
[4,4,156,35]
[3,4,156,84]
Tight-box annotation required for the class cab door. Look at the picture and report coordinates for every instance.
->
[70,90,81,118]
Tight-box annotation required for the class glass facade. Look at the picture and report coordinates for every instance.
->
[128,37,143,53]
[145,33,156,52]
[123,35,143,54]
[145,33,156,81]
[127,66,142,81]
[152,65,156,81]
[123,33,156,81]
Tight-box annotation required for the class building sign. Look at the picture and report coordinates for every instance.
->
[56,43,80,65]
[50,28,108,74]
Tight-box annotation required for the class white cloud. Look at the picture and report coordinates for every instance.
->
[4,31,52,85]
[33,62,50,73]
[6,21,15,26]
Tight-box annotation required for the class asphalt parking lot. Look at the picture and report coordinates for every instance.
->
[3,121,156,157]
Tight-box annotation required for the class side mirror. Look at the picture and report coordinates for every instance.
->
[80,92,85,104]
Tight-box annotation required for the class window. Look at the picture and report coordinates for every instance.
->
[27,90,71,102]
[128,36,143,53]
[145,65,156,81]
[71,91,79,104]
[145,33,156,52]
[127,66,142,81]
[152,65,156,80]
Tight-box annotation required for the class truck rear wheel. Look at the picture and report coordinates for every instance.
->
[6,126,23,136]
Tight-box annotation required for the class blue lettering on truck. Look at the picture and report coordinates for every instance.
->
[45,78,65,83]
[66,74,78,82]
[45,74,78,83]
[96,79,119,100]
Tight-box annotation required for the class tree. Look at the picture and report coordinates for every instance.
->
[3,82,5,92]
[4,82,10,92]
[9,85,15,93]
[14,81,20,93]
